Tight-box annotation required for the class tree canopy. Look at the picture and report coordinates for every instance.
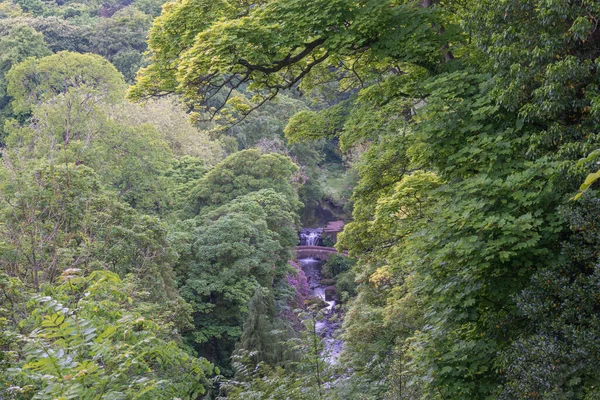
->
[132,0,600,397]
[3,0,600,398]
[7,51,127,115]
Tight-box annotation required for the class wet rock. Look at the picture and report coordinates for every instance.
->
[306,297,328,309]
[325,286,337,301]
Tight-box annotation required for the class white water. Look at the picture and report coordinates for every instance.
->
[298,257,343,364]
[299,228,322,246]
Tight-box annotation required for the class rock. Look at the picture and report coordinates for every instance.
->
[305,297,328,309]
[325,286,337,301]
[320,278,336,286]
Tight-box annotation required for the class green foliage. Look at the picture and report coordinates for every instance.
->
[4,91,173,213]
[498,193,600,399]
[0,272,26,392]
[9,17,92,53]
[0,34,230,397]
[191,149,301,213]
[573,150,600,199]
[12,0,44,14]
[321,254,358,303]
[284,102,349,145]
[133,0,165,17]
[7,51,126,116]
[220,91,308,149]
[0,23,50,86]
[0,22,50,140]
[89,7,152,82]
[132,0,454,121]
[334,269,357,302]
[154,0,600,396]
[3,62,225,215]
[129,0,236,100]
[0,0,164,84]
[171,149,302,369]
[221,312,334,400]
[0,162,180,302]
[118,97,225,161]
[322,254,355,279]
[178,205,291,356]
[5,0,600,397]
[3,270,214,399]
[0,1,23,17]
[234,287,290,367]
[204,189,300,251]
[252,134,336,226]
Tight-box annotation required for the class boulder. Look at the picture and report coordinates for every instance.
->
[305,297,328,309]
[320,278,336,286]
[325,286,337,302]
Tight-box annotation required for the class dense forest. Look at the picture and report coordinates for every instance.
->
[2,0,600,398]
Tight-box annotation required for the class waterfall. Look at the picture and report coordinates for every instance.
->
[299,228,322,246]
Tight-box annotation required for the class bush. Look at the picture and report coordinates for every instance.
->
[336,270,357,302]
[322,234,335,247]
[322,254,356,279]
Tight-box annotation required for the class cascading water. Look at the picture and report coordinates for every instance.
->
[299,228,322,246]
[298,257,343,364]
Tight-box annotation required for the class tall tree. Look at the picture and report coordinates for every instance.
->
[7,51,126,117]
[0,161,179,302]
[0,23,50,141]
[190,149,301,214]
[131,0,452,120]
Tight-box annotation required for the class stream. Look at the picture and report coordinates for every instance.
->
[298,228,344,364]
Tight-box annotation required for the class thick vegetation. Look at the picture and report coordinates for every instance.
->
[2,0,600,399]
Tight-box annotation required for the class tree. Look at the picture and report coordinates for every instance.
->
[0,23,50,141]
[204,189,300,252]
[4,90,173,213]
[234,287,283,366]
[499,193,600,399]
[110,97,225,162]
[178,187,300,355]
[221,311,335,400]
[132,0,600,397]
[90,7,152,82]
[175,183,300,368]
[179,211,282,363]
[0,23,50,101]
[7,51,126,116]
[190,149,301,213]
[7,16,92,53]
[3,270,214,400]
[0,161,179,304]
[130,0,452,122]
